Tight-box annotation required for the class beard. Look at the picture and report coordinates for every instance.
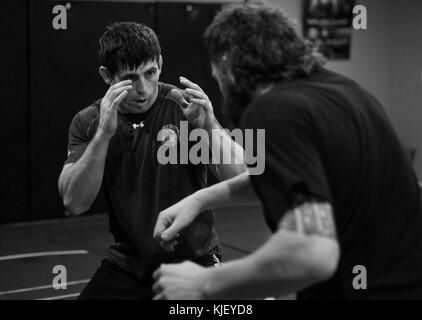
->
[220,81,254,128]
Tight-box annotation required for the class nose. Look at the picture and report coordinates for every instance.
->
[134,78,147,95]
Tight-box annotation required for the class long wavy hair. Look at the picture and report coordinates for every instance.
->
[204,1,325,123]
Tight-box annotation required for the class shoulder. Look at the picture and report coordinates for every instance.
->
[69,100,101,136]
[75,100,100,122]
[244,67,356,122]
[241,85,313,129]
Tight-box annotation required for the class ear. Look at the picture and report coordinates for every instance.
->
[220,57,235,84]
[226,68,236,84]
[158,55,163,71]
[99,66,113,85]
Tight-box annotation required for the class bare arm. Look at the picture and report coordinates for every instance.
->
[196,171,259,209]
[154,172,260,243]
[177,77,246,181]
[201,202,340,299]
[58,80,132,216]
[204,120,246,181]
[153,202,340,300]
[58,133,110,216]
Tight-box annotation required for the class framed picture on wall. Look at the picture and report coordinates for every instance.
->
[303,0,355,60]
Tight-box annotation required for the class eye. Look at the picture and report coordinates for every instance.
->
[146,70,157,77]
[121,74,138,82]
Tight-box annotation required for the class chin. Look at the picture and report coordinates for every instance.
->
[126,102,151,114]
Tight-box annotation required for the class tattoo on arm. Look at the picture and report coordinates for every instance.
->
[279,202,337,240]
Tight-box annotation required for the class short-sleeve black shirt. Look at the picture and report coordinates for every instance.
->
[65,83,219,280]
[240,67,422,299]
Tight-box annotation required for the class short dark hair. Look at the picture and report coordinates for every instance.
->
[204,1,324,85]
[98,22,161,75]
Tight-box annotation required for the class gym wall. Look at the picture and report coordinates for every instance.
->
[0,1,29,223]
[1,0,224,223]
[267,0,422,178]
[2,0,422,224]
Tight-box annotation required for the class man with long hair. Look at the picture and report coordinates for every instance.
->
[153,2,422,299]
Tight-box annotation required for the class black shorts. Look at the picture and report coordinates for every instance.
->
[78,249,222,300]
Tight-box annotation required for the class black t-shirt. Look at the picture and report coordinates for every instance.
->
[65,82,219,281]
[240,67,422,299]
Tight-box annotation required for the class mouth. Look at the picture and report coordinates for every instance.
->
[135,98,148,104]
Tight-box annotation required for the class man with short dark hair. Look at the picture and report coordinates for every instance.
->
[152,2,422,300]
[58,22,245,299]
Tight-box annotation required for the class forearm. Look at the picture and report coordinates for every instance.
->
[206,121,246,180]
[203,231,335,299]
[195,172,260,211]
[60,131,110,215]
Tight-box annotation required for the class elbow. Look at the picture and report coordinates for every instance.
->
[63,197,90,216]
[217,164,247,181]
[235,164,248,176]
[261,235,340,290]
[305,238,340,283]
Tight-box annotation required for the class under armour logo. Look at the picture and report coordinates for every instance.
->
[132,121,145,130]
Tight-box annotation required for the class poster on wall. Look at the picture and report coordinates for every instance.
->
[303,0,355,60]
